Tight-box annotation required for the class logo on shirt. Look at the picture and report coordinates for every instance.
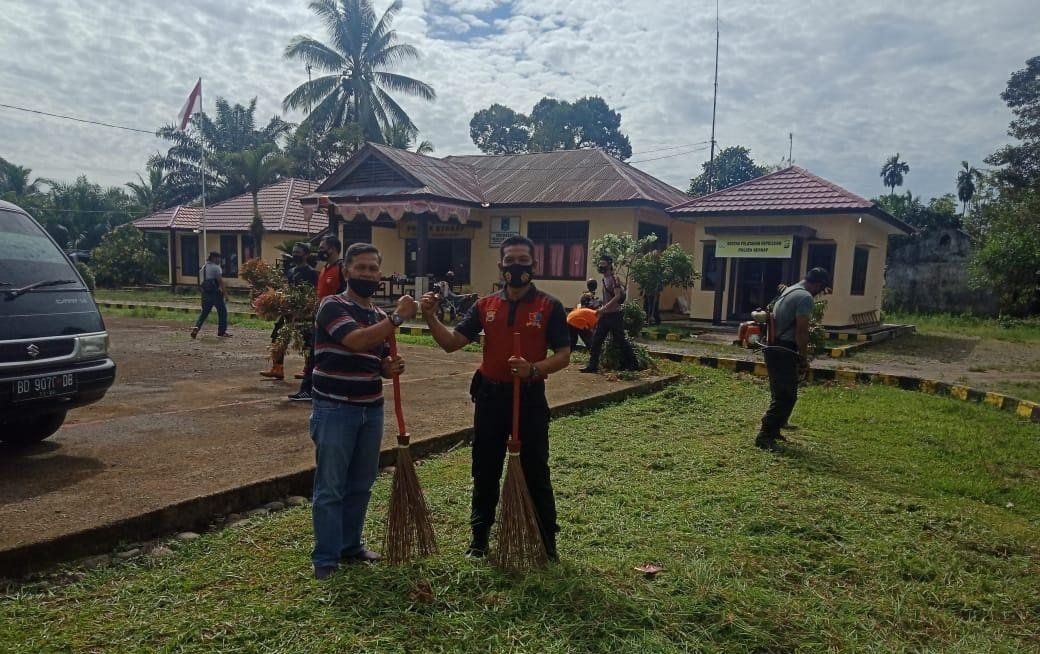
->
[486,309,497,323]
[526,311,543,328]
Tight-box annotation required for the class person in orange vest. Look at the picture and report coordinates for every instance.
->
[566,279,600,349]
[289,236,345,402]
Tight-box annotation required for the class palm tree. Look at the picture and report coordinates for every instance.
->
[282,0,436,141]
[220,144,290,259]
[880,153,910,197]
[126,155,172,214]
[0,157,44,199]
[956,161,981,216]
[383,122,434,154]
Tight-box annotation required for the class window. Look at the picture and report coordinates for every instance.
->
[806,242,836,277]
[527,221,589,280]
[342,221,373,246]
[850,246,869,296]
[180,234,199,278]
[637,221,668,251]
[220,234,239,277]
[241,234,256,262]
[700,242,719,291]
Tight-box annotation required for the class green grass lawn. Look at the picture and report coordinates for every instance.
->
[3,365,1038,652]
[94,288,253,306]
[888,312,1040,344]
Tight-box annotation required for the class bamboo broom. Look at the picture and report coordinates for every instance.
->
[384,332,437,563]
[492,332,549,572]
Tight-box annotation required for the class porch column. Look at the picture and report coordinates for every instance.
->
[415,212,430,277]
[168,229,177,288]
[712,257,727,325]
[327,204,341,241]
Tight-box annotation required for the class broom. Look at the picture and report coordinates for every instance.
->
[383,332,437,564]
[492,332,549,572]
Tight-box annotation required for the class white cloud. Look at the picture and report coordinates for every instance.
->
[0,0,1036,203]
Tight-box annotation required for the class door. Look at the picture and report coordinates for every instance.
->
[731,258,785,320]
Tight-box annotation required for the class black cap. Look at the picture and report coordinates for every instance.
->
[805,267,830,286]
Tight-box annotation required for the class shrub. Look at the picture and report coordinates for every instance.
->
[75,262,95,291]
[89,224,160,287]
[622,302,646,338]
[601,337,654,372]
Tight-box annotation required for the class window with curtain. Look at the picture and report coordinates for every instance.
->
[241,234,256,262]
[700,242,719,291]
[180,234,199,278]
[637,221,668,251]
[850,246,869,296]
[527,221,589,280]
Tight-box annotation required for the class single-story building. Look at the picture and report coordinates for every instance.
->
[133,178,323,286]
[297,144,910,327]
[667,167,913,326]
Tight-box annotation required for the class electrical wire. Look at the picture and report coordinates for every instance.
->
[0,103,159,135]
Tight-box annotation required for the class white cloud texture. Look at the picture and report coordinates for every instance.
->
[0,0,1036,201]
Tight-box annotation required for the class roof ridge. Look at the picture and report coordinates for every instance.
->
[788,165,873,206]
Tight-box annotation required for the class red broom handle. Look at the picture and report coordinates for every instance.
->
[509,331,521,452]
[388,331,408,446]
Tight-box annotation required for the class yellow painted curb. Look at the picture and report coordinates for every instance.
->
[830,348,845,358]
[838,333,850,341]
[950,385,970,400]
[665,333,681,342]
[753,362,768,377]
[984,392,1005,409]
[878,373,898,386]
[920,380,939,394]
[856,334,869,342]
[717,358,737,371]
[1017,400,1038,419]
[835,370,858,385]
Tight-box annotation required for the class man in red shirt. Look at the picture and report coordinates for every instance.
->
[289,235,345,402]
[421,235,571,560]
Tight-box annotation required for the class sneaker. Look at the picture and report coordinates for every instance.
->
[781,423,798,431]
[313,565,336,581]
[343,548,381,564]
[578,366,599,374]
[465,543,488,559]
[287,390,312,402]
[189,327,199,339]
[217,332,232,338]
[754,433,781,452]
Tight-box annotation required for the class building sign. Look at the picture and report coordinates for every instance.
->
[489,216,520,247]
[715,234,793,258]
[397,222,475,240]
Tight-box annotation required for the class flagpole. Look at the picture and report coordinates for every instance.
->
[199,78,207,259]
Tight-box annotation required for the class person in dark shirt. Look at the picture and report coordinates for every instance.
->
[581,254,636,373]
[260,243,318,381]
[289,236,344,402]
[309,242,417,580]
[420,235,571,561]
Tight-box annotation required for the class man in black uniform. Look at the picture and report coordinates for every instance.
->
[420,235,571,560]
[581,254,636,373]
[280,243,318,401]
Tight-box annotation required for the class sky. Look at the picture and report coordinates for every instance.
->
[1,0,1037,203]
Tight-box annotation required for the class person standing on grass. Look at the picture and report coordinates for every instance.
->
[260,243,318,386]
[288,236,344,402]
[419,235,570,561]
[190,252,230,339]
[580,254,636,373]
[755,267,830,452]
[310,243,417,580]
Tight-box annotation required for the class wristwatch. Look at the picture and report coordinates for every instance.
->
[529,364,542,381]
[390,312,404,327]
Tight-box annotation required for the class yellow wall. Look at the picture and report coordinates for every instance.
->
[168,231,315,287]
[680,213,899,326]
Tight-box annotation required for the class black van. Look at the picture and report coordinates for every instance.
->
[0,200,116,445]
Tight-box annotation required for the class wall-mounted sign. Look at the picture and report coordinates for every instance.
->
[715,234,793,258]
[398,222,475,240]
[489,216,520,247]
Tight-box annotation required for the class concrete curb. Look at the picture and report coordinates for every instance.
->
[96,301,259,320]
[0,374,679,578]
[648,349,1040,424]
[828,325,916,358]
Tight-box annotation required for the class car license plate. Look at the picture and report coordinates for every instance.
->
[12,373,77,402]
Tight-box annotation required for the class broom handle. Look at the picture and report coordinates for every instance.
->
[509,331,521,452]
[388,331,408,446]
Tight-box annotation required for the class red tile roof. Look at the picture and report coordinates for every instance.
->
[667,166,875,215]
[133,178,325,233]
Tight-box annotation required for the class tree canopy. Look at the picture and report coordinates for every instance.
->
[880,153,910,196]
[687,146,768,197]
[984,55,1040,192]
[469,96,632,160]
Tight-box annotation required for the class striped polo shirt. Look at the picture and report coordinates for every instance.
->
[312,294,389,405]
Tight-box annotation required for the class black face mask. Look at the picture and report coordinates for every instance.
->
[292,255,304,264]
[597,265,608,274]
[317,250,329,261]
[348,277,379,298]
[502,263,533,288]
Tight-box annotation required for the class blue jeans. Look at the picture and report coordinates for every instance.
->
[309,397,384,568]
[195,292,228,334]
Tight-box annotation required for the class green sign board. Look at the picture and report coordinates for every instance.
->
[715,235,793,258]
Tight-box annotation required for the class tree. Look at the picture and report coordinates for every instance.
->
[220,144,290,259]
[126,154,172,214]
[0,157,48,217]
[876,191,960,231]
[956,161,981,216]
[590,232,660,293]
[469,104,531,155]
[383,122,434,154]
[157,97,292,206]
[88,224,161,287]
[468,96,632,159]
[969,188,1040,314]
[284,123,365,180]
[630,243,699,318]
[880,153,910,197]
[40,177,137,250]
[687,146,767,196]
[282,0,436,142]
[984,55,1040,193]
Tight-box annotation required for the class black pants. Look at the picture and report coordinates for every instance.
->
[298,328,316,393]
[195,292,227,334]
[760,342,800,436]
[470,375,558,551]
[588,311,635,370]
[569,326,594,350]
[644,293,661,324]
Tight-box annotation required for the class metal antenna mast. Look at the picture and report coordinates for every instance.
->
[707,0,720,192]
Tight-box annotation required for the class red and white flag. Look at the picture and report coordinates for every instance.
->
[177,78,202,131]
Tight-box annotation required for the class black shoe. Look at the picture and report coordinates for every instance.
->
[189,327,199,339]
[755,433,781,452]
[342,548,381,564]
[578,366,599,374]
[217,332,232,338]
[780,422,798,431]
[465,532,489,559]
[288,390,312,402]
[313,565,336,580]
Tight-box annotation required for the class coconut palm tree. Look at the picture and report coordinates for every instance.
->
[126,155,173,214]
[383,122,434,154]
[282,0,436,141]
[220,144,290,259]
[880,153,910,197]
[956,161,981,216]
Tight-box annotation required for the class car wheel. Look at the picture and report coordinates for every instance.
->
[0,412,67,445]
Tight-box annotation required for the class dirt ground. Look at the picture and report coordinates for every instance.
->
[0,317,657,558]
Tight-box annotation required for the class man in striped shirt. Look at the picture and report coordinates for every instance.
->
[309,243,417,580]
